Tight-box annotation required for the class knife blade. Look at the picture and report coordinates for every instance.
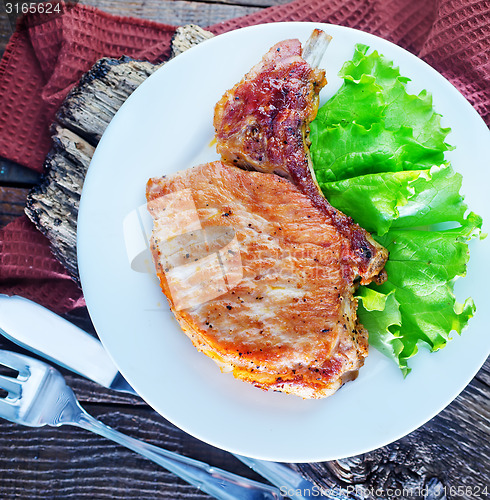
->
[0,293,323,499]
[0,294,135,394]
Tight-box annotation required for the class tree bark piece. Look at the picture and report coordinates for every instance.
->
[55,57,162,147]
[171,24,215,57]
[25,126,95,279]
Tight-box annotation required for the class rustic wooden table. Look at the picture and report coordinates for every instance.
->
[0,1,489,499]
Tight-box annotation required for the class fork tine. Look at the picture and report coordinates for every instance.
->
[0,350,31,378]
[0,374,21,399]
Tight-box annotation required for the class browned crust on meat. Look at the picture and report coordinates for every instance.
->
[147,161,369,399]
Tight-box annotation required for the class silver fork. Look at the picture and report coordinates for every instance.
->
[0,349,281,500]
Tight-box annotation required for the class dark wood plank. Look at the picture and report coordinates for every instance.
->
[476,356,490,386]
[0,186,29,227]
[0,404,265,499]
[0,8,12,59]
[175,0,290,7]
[0,304,488,497]
[0,157,41,186]
[0,348,487,499]
[81,0,262,26]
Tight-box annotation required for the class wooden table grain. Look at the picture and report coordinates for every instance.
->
[0,2,489,499]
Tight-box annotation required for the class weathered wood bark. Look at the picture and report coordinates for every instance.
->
[171,24,214,57]
[25,126,94,278]
[55,57,161,146]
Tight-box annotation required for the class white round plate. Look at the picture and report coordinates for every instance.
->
[77,22,490,462]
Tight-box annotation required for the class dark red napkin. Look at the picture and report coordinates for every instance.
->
[0,0,489,314]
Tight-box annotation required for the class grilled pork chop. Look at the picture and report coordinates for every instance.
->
[147,161,368,399]
[147,32,388,398]
[214,30,388,284]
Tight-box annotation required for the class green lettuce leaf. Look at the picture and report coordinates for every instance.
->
[310,45,453,184]
[310,44,482,373]
[372,213,481,370]
[356,288,406,373]
[318,163,467,236]
[338,44,452,151]
[393,163,467,229]
[311,122,447,182]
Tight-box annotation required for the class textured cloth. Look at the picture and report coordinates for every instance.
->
[0,4,176,171]
[0,0,489,314]
[0,217,85,311]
